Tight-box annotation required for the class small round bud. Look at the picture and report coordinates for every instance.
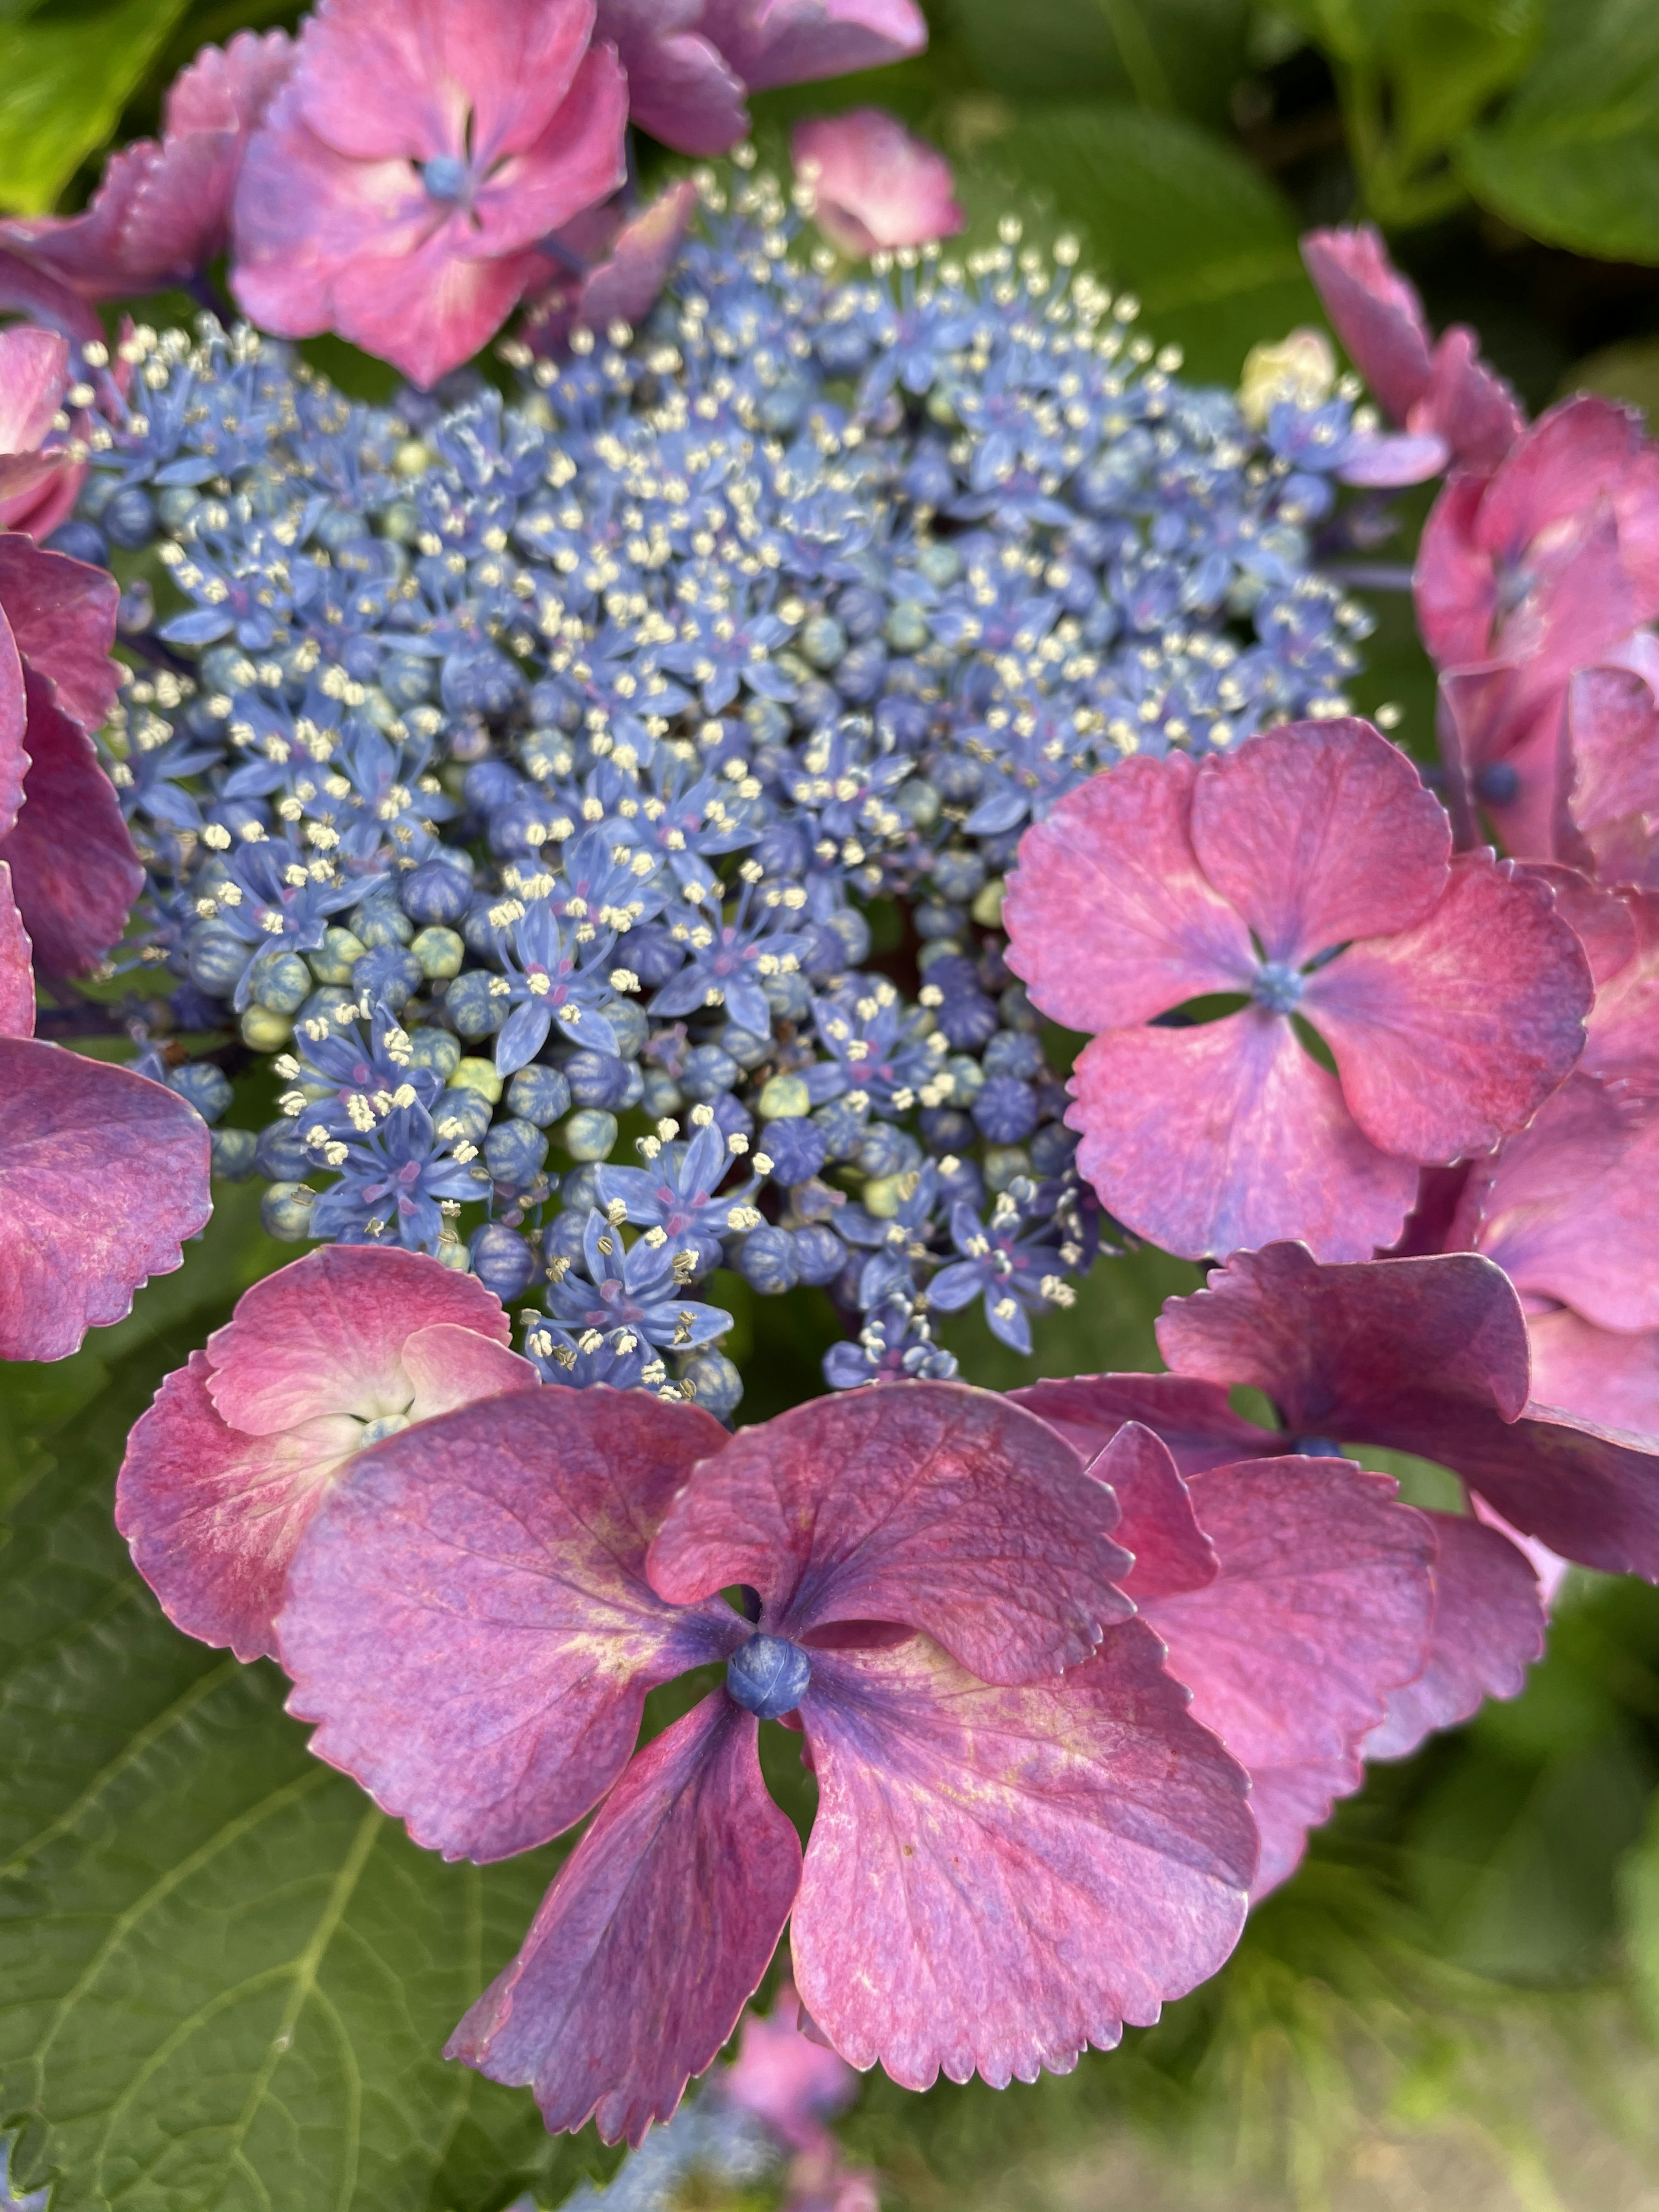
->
[505,1063,572,1126]
[307,928,367,986]
[679,1347,743,1420]
[449,1055,505,1103]
[562,1108,618,1161]
[261,1181,315,1241]
[411,925,464,979]
[737,1224,798,1295]
[210,1126,258,1181]
[240,1004,292,1051]
[470,1222,537,1300]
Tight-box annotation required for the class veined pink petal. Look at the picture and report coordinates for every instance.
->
[1003,753,1255,1031]
[1303,851,1591,1163]
[1527,1306,1659,1443]
[0,604,25,839]
[116,1354,365,1662]
[0,861,33,1037]
[1583,892,1659,1087]
[448,1692,801,2145]
[278,1389,741,1861]
[1070,1014,1421,1263]
[1137,1455,1434,1897]
[792,110,963,257]
[1300,226,1436,429]
[1416,475,1497,669]
[1438,667,1568,861]
[1479,398,1659,612]
[0,327,67,458]
[698,0,927,93]
[0,1040,210,1362]
[1567,664,1659,887]
[0,534,120,732]
[1519,863,1637,992]
[203,1242,511,1433]
[597,0,747,155]
[647,1379,1132,1685]
[166,27,296,137]
[325,232,553,391]
[1363,1511,1544,1761]
[0,669,141,976]
[1011,1372,1270,1479]
[400,1318,540,1417]
[1158,1243,1659,1577]
[1190,718,1449,963]
[528,179,699,353]
[1081,1421,1217,1599]
[1455,1074,1659,1334]
[1420,325,1524,475]
[791,1626,1254,2090]
[467,46,631,258]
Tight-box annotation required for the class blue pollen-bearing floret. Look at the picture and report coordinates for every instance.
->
[81,158,1379,1420]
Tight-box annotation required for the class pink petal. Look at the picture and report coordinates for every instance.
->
[790,1625,1255,2088]
[1335,430,1449,488]
[0,1039,210,1362]
[0,668,141,975]
[1190,718,1450,963]
[1138,1455,1434,1896]
[1518,862,1637,991]
[1438,667,1568,860]
[544,178,699,343]
[399,1318,540,1417]
[699,0,928,94]
[285,0,469,162]
[0,604,25,839]
[0,534,120,732]
[0,327,67,457]
[1415,472,1500,669]
[0,144,163,299]
[596,0,748,154]
[116,1351,365,1662]
[1421,325,1525,476]
[0,242,104,347]
[468,45,629,258]
[1527,1305,1659,1443]
[278,1389,742,1861]
[1566,664,1659,884]
[1480,398,1659,615]
[447,1691,801,2145]
[1080,1421,1217,1599]
[0,860,34,1036]
[792,110,963,257]
[1455,1074,1659,1334]
[1300,226,1436,428]
[1003,753,1254,1032]
[204,1242,511,1433]
[1363,1511,1544,1761]
[326,231,553,390]
[1303,851,1592,1163]
[1011,1371,1272,1478]
[1157,1243,1659,1577]
[716,1980,856,2152]
[165,28,296,137]
[1069,1012,1421,1263]
[647,1379,1133,1686]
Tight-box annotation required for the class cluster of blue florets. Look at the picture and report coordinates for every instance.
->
[69,161,1376,1416]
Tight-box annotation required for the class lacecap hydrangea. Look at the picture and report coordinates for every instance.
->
[67,158,1388,1414]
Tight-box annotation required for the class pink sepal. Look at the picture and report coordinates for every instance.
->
[447,1692,801,2146]
[1138,1455,1434,1896]
[596,0,747,156]
[1081,1421,1217,1599]
[0,861,33,1036]
[0,667,141,975]
[791,110,963,257]
[1526,1306,1659,1446]
[697,0,928,93]
[278,1389,741,1861]
[1363,1511,1544,1761]
[1010,1371,1268,1479]
[791,1625,1255,2088]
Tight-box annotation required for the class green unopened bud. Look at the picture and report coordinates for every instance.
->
[411,925,464,979]
[983,1145,1032,1193]
[240,1004,292,1050]
[758,1073,811,1119]
[563,1108,618,1161]
[407,1027,461,1080]
[308,927,366,985]
[448,1055,504,1104]
[970,878,1005,928]
[261,1181,315,1240]
[251,949,311,1014]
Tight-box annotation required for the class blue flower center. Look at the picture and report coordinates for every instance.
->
[1475,761,1520,807]
[1253,960,1304,1014]
[726,1632,811,1720]
[421,155,470,203]
[1292,1434,1343,1457]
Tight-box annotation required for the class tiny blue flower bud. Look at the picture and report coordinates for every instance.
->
[401,857,473,925]
[484,1116,549,1187]
[737,1224,798,1295]
[168,1060,233,1123]
[471,1222,537,1300]
[251,949,312,1014]
[564,1049,633,1110]
[211,1125,258,1180]
[444,970,506,1039]
[725,1633,811,1720]
[102,484,157,549]
[262,1180,315,1241]
[973,1074,1039,1144]
[680,1347,744,1419]
[563,1108,618,1161]
[761,1114,826,1185]
[681,1043,741,1100]
[256,1118,313,1181]
[1252,961,1304,1015]
[407,1027,461,1080]
[45,520,107,564]
[1294,1435,1344,1457]
[505,1063,572,1126]
[436,1086,493,1142]
[791,1223,847,1285]
[352,945,423,1011]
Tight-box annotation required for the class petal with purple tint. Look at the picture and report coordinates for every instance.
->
[1567,666,1659,890]
[596,0,747,155]
[1335,430,1449,487]
[1586,890,1659,1084]
[1415,474,1500,670]
[1137,1455,1434,1896]
[0,534,120,732]
[278,1389,741,1861]
[1456,1074,1659,1334]
[1011,1371,1271,1479]
[448,1691,801,2145]
[1526,1306,1659,1444]
[1423,325,1525,474]
[1190,718,1449,963]
[790,1625,1254,2089]
[1518,863,1637,993]
[699,0,928,92]
[561,178,698,337]
[468,46,631,259]
[1303,852,1591,1164]
[0,327,68,458]
[1070,1011,1421,1263]
[1300,225,1435,427]
[0,604,25,839]
[1363,1511,1544,1761]
[0,1039,210,1362]
[399,1319,540,1416]
[792,110,963,257]
[0,669,140,975]
[647,1379,1132,1686]
[203,1241,512,1433]
[1004,753,1254,1030]
[116,1352,366,1662]
[1081,1421,1217,1600]
[0,861,33,1036]
[1157,1243,1659,1578]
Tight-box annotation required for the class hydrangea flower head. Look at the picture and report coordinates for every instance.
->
[116,1244,537,1659]
[232,0,629,386]
[273,1382,1255,2139]
[0,865,211,1362]
[792,109,963,258]
[1003,716,1592,1259]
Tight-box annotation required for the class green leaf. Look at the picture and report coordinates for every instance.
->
[986,106,1320,381]
[1618,1792,1659,2040]
[0,0,193,214]
[1458,0,1659,262]
[0,1246,602,2212]
[945,0,1252,128]
[1385,0,1542,170]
